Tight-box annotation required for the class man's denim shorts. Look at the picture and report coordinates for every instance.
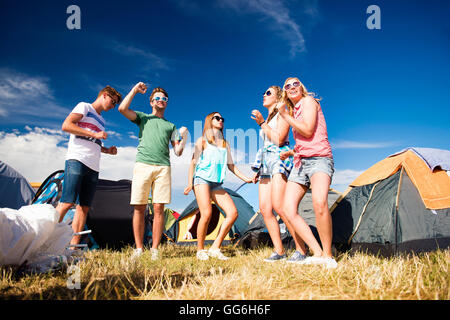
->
[60,159,99,207]
[288,157,334,188]
[193,176,224,192]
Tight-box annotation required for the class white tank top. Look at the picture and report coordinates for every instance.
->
[259,113,289,148]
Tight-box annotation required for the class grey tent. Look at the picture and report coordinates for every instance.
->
[330,148,450,256]
[236,189,341,249]
[0,161,35,209]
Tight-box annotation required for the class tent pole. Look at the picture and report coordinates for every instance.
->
[394,167,405,255]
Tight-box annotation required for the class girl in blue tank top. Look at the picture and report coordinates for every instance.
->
[184,112,254,260]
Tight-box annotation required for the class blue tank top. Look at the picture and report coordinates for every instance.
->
[194,139,228,183]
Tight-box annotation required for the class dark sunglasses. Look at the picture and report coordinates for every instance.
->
[263,90,272,97]
[284,81,301,90]
[212,115,225,122]
[107,94,118,105]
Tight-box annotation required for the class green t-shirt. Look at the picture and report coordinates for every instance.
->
[132,111,180,166]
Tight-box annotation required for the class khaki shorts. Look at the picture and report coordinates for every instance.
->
[130,162,171,205]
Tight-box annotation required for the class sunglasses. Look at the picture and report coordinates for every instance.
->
[284,81,301,90]
[212,115,225,122]
[263,90,272,97]
[153,96,168,102]
[107,94,118,105]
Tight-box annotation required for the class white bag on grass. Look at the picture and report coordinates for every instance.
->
[0,204,73,266]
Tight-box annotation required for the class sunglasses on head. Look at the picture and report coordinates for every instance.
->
[212,115,225,122]
[284,81,301,90]
[153,96,168,102]
[263,90,272,97]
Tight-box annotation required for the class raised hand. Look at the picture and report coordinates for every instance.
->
[133,82,148,95]
[251,109,265,125]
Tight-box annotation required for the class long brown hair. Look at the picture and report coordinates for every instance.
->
[202,112,227,148]
[266,85,283,123]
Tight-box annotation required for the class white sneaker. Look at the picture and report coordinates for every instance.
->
[150,248,159,261]
[323,257,338,269]
[131,248,143,259]
[196,250,209,261]
[207,248,230,260]
[299,256,337,269]
[298,256,321,265]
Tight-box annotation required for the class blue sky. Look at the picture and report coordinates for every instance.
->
[1,0,449,212]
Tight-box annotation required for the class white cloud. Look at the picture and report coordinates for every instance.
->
[0,127,136,183]
[0,128,259,211]
[109,40,170,71]
[331,140,397,149]
[0,69,69,122]
[218,0,319,56]
[0,128,68,183]
[331,169,364,192]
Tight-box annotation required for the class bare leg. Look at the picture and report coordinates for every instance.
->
[70,205,90,245]
[271,174,307,255]
[56,202,74,223]
[310,172,333,258]
[258,177,284,255]
[132,204,146,249]
[194,184,212,251]
[210,189,238,250]
[151,203,165,249]
[283,181,323,257]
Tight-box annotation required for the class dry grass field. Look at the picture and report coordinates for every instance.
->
[1,244,448,300]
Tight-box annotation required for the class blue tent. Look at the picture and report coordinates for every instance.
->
[0,161,35,209]
[164,188,256,245]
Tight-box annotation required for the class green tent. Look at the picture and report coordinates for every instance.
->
[331,148,450,256]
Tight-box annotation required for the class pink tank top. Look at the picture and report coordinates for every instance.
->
[292,99,333,168]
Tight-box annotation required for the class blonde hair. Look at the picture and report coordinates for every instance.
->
[282,77,321,115]
[202,112,227,148]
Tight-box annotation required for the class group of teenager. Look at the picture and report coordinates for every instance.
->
[55,75,337,269]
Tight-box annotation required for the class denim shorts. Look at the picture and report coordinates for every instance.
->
[288,157,334,188]
[60,159,99,207]
[259,149,292,179]
[193,176,224,192]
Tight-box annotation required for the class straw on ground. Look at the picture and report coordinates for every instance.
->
[1,245,448,300]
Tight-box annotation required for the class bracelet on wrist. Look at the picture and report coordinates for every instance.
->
[259,120,266,126]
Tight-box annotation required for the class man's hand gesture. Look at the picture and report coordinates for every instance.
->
[133,82,148,95]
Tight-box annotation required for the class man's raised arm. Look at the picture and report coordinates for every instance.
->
[118,82,148,121]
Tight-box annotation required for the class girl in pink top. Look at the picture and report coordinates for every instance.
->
[278,77,337,269]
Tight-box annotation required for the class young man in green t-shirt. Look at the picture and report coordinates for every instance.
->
[119,82,188,259]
